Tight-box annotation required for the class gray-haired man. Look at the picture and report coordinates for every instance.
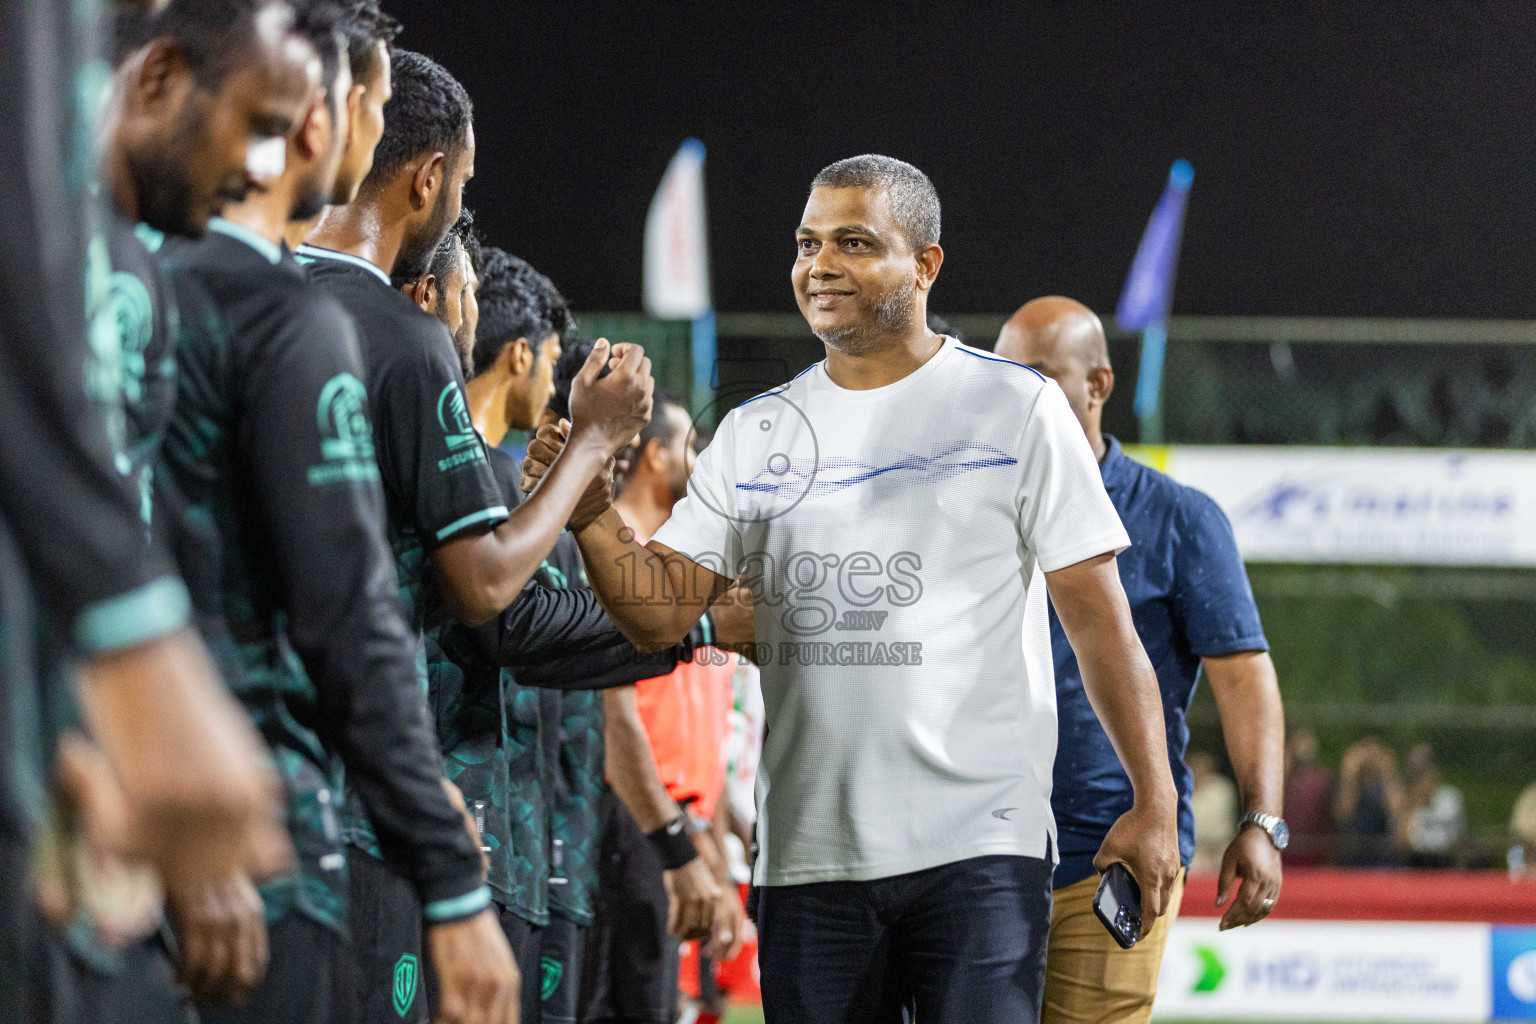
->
[522,155,1180,1023]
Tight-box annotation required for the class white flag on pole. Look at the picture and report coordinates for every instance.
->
[643,139,710,320]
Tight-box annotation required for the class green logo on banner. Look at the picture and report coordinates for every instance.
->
[393,953,419,1017]
[540,955,563,1000]
[1191,944,1227,993]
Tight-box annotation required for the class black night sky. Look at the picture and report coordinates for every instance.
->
[392,2,1536,320]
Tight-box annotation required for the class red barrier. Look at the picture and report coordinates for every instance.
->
[1180,868,1536,923]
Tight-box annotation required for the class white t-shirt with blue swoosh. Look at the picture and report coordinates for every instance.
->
[654,336,1130,886]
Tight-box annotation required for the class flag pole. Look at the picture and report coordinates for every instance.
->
[690,307,716,427]
[1134,319,1168,443]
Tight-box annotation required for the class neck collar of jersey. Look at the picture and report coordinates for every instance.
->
[295,244,391,286]
[1099,434,1129,488]
[207,217,282,265]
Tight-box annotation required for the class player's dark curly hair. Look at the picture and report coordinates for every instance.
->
[362,49,472,189]
[460,212,483,277]
[119,0,275,78]
[289,3,344,118]
[473,248,574,379]
[331,0,398,80]
[426,207,474,286]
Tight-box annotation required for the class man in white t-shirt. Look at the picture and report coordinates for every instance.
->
[522,155,1180,1023]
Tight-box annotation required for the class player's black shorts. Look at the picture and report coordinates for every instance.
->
[579,788,678,1024]
[2,834,36,1023]
[200,914,352,1024]
[497,908,542,1024]
[349,850,426,1024]
[31,921,194,1024]
[540,913,586,1024]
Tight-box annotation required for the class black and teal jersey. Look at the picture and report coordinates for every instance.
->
[297,245,508,638]
[547,686,602,926]
[156,221,487,932]
[299,245,509,864]
[427,448,695,924]
[0,0,193,856]
[535,534,604,927]
[105,210,179,528]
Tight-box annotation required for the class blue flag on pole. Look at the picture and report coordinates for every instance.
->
[1116,159,1193,331]
[1117,160,1193,427]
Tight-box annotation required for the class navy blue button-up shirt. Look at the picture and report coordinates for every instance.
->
[1050,436,1268,889]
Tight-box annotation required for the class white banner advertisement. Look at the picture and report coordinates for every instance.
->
[1153,919,1493,1021]
[1131,446,1536,566]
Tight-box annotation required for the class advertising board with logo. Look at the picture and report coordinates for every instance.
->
[1153,920,1536,1021]
[1126,447,1536,567]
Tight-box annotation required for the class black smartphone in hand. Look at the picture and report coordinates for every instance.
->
[1093,862,1143,950]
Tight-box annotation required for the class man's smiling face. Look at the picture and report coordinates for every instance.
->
[792,185,920,353]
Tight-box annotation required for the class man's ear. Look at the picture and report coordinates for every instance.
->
[1088,365,1116,408]
[131,38,189,113]
[400,275,437,314]
[344,82,364,142]
[509,337,534,376]
[643,437,667,474]
[295,94,329,161]
[410,152,446,211]
[914,243,945,291]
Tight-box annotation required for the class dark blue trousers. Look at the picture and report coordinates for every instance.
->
[756,854,1053,1024]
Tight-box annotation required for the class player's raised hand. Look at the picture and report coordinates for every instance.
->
[521,419,616,530]
[520,419,567,494]
[568,338,654,457]
[427,908,521,1024]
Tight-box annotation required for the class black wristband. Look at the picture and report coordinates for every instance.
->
[646,815,698,870]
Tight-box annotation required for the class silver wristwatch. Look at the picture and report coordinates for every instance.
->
[1240,811,1290,851]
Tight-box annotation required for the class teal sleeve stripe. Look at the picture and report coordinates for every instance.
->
[422,885,492,922]
[435,506,510,542]
[75,576,190,653]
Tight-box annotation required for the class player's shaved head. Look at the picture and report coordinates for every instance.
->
[995,296,1115,459]
[995,296,1109,373]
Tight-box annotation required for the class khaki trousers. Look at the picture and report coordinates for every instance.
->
[1041,869,1186,1024]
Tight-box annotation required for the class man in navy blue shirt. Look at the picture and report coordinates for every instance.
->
[997,297,1286,1024]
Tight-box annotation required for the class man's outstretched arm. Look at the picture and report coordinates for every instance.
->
[433,340,653,626]
[1047,551,1181,929]
[578,512,733,651]
[522,421,734,650]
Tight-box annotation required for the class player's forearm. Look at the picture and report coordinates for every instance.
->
[1079,642,1176,808]
[575,509,707,649]
[1204,650,1285,816]
[436,435,610,626]
[602,687,680,832]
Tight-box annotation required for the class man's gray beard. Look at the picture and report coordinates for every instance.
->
[815,279,916,355]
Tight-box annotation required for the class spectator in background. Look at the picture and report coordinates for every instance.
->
[1401,744,1464,868]
[1510,783,1536,877]
[1335,737,1404,867]
[1283,728,1336,866]
[1189,752,1237,875]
